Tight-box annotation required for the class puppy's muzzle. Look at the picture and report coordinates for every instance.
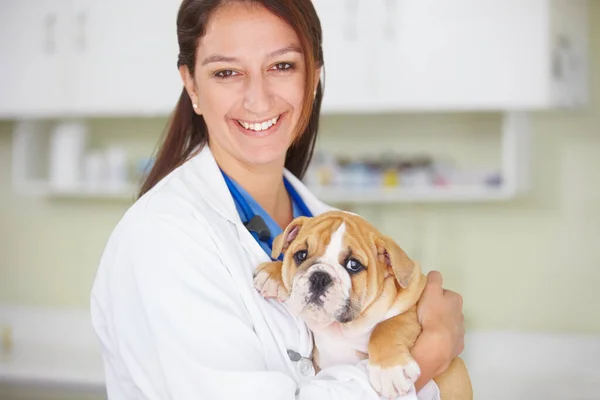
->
[309,271,332,300]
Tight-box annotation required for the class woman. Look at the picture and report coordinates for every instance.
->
[90,0,465,399]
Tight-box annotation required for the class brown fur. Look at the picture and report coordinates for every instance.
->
[254,210,473,399]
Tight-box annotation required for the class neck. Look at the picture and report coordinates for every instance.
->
[216,154,293,229]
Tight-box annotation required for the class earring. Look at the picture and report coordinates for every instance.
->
[193,103,198,109]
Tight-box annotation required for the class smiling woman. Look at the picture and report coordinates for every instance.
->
[139,0,323,207]
[185,4,312,172]
[90,1,466,399]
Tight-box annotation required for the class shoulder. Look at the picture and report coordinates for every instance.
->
[92,160,234,295]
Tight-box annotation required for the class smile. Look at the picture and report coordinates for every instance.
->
[236,115,281,132]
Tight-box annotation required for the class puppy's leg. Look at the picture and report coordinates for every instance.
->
[367,305,422,399]
[253,261,289,302]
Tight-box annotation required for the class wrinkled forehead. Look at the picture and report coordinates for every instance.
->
[297,213,378,259]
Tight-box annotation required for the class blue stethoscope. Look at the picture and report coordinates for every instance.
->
[222,172,316,372]
[221,172,313,261]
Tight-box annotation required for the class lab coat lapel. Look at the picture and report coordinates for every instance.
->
[188,145,241,225]
[188,145,269,268]
[187,145,336,380]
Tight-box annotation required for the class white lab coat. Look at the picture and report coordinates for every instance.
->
[90,144,440,400]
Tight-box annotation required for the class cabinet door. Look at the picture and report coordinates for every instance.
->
[376,0,550,110]
[313,0,378,113]
[69,0,182,116]
[0,0,71,118]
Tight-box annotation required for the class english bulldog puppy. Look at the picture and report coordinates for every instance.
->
[253,210,472,399]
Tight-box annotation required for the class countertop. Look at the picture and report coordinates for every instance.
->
[0,305,105,391]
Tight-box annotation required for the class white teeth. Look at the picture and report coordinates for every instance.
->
[237,115,280,132]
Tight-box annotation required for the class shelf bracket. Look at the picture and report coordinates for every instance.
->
[500,111,532,197]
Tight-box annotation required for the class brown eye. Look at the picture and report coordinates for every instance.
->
[215,70,238,78]
[271,62,294,71]
[345,258,364,274]
[293,250,307,264]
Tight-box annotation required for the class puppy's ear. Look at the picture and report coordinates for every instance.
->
[374,235,416,289]
[272,216,309,259]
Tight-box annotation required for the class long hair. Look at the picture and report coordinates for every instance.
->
[139,0,324,198]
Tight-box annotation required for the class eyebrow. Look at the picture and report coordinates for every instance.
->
[201,45,303,66]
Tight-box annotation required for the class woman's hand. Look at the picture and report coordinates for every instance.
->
[411,270,465,391]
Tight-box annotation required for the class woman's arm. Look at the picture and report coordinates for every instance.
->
[91,214,439,400]
[412,271,466,392]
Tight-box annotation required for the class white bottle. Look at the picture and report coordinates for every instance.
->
[104,146,128,191]
[48,120,88,192]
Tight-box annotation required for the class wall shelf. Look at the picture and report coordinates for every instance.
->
[311,185,513,204]
[310,111,532,204]
[11,112,531,204]
[46,184,139,200]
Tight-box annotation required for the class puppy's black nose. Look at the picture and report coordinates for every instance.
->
[309,271,332,294]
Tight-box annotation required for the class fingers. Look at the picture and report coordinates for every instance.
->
[427,270,443,287]
[455,292,463,309]
[443,288,463,309]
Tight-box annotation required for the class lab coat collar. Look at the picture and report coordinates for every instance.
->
[187,144,334,226]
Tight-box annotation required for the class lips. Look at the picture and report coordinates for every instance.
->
[236,115,280,131]
[234,114,284,138]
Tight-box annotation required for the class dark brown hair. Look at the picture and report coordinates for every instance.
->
[139,0,324,198]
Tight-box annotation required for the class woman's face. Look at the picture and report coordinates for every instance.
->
[182,2,315,172]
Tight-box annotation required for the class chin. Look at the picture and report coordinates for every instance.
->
[288,289,357,329]
[238,148,288,168]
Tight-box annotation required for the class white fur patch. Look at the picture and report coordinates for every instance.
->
[320,222,352,297]
[313,323,371,368]
[367,359,421,398]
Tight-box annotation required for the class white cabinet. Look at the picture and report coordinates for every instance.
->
[0,0,72,117]
[314,0,378,112]
[69,0,182,116]
[0,0,590,118]
[0,0,182,119]
[314,0,589,113]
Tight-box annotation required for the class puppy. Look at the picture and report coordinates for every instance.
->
[253,210,472,399]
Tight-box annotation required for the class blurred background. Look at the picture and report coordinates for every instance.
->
[0,0,599,399]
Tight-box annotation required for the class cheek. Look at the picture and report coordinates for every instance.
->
[350,272,368,302]
[276,76,305,114]
[196,78,236,121]
[282,261,299,288]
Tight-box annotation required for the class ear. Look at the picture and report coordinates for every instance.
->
[374,235,416,289]
[179,65,201,114]
[272,216,309,259]
[313,67,322,98]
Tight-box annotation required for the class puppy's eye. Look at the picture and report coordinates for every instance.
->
[293,250,308,264]
[345,258,364,274]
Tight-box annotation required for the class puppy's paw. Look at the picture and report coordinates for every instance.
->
[367,359,420,399]
[253,262,289,302]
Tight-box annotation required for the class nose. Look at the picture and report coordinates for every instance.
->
[243,75,273,115]
[309,271,332,294]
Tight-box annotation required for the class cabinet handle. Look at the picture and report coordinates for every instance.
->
[552,34,572,83]
[43,12,57,54]
[383,0,397,41]
[74,11,87,52]
[343,0,358,41]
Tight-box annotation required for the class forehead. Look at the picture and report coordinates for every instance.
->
[300,214,376,258]
[198,3,301,59]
